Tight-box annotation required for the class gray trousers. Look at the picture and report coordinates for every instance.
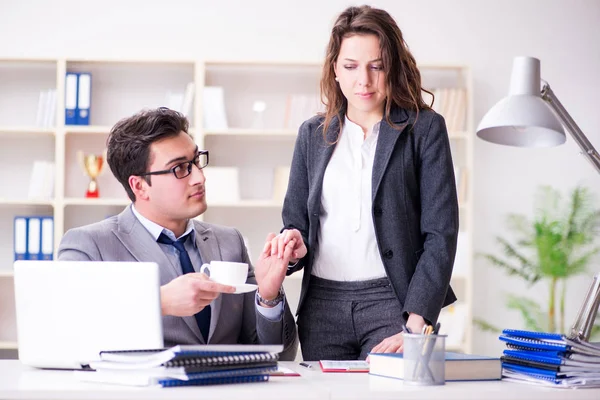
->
[297,275,404,361]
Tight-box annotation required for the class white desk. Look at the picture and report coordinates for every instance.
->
[0,360,596,400]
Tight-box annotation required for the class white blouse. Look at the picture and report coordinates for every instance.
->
[311,117,387,281]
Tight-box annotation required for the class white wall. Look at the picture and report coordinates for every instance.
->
[1,0,599,355]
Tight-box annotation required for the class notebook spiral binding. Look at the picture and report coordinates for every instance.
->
[165,352,279,367]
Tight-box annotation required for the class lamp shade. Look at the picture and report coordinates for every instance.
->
[477,56,566,148]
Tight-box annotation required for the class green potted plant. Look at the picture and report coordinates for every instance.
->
[475,185,600,336]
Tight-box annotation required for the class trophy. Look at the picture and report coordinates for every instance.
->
[77,150,107,198]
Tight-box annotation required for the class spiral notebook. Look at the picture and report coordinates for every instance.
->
[499,329,600,387]
[98,344,283,368]
[92,349,280,371]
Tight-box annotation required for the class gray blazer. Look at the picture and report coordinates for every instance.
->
[58,206,298,360]
[284,107,458,325]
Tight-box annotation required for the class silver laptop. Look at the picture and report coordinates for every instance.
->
[13,260,164,369]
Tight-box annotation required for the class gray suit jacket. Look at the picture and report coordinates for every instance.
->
[284,107,458,325]
[58,206,298,360]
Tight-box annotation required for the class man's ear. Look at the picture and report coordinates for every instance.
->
[129,175,150,201]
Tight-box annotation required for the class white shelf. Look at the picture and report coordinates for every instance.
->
[63,198,130,206]
[0,341,17,350]
[0,270,14,278]
[209,200,282,208]
[65,125,112,135]
[0,199,54,206]
[65,125,196,136]
[204,128,297,136]
[0,126,55,136]
[67,57,195,65]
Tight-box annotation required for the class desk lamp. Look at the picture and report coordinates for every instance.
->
[476,56,600,341]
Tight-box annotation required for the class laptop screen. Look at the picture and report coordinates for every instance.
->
[13,260,164,369]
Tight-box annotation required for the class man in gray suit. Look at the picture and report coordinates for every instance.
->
[58,107,298,360]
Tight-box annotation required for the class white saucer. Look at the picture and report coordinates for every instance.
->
[232,283,258,294]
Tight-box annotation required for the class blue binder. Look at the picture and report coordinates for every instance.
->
[40,216,54,260]
[13,216,28,261]
[26,217,42,260]
[65,72,78,125]
[76,72,91,125]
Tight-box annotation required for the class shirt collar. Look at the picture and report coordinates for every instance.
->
[131,204,196,243]
[344,116,381,138]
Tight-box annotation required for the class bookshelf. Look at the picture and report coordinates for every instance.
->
[0,58,473,356]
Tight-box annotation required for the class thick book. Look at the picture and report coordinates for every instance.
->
[319,360,370,373]
[368,352,501,381]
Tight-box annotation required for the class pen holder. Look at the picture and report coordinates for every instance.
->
[402,333,446,386]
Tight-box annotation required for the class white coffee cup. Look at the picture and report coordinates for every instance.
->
[200,261,248,285]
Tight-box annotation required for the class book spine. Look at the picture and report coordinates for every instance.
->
[159,374,269,387]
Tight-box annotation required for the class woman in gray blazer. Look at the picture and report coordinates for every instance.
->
[268,5,459,361]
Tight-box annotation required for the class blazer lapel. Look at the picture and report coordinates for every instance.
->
[193,222,221,343]
[309,118,339,212]
[372,108,410,198]
[113,206,204,343]
[113,206,177,277]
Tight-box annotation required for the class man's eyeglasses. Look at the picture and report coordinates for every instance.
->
[139,151,209,179]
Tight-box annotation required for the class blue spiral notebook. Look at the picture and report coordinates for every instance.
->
[498,334,569,351]
[159,374,269,387]
[499,329,600,387]
[501,329,564,341]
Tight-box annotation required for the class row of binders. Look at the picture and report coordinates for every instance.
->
[499,329,600,388]
[65,72,92,125]
[75,344,282,387]
[13,216,54,261]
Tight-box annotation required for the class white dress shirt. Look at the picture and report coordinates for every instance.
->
[311,117,388,281]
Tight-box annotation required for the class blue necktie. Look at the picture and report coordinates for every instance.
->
[157,232,211,342]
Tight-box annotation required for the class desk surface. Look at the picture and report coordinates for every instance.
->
[0,360,596,400]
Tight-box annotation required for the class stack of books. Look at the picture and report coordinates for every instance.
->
[499,329,600,388]
[75,344,282,387]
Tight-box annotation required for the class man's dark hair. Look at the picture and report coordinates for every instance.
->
[106,107,189,202]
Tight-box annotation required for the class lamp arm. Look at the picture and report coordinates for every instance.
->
[541,83,600,174]
[568,273,600,342]
[542,83,600,341]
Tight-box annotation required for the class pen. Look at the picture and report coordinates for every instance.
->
[299,362,312,369]
[402,323,412,334]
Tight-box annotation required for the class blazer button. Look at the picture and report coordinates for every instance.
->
[383,249,393,259]
[374,206,383,216]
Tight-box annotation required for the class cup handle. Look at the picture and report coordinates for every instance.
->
[200,263,211,278]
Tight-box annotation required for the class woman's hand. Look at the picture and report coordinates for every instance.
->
[263,228,307,263]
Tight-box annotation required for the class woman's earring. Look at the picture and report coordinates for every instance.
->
[334,77,339,82]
